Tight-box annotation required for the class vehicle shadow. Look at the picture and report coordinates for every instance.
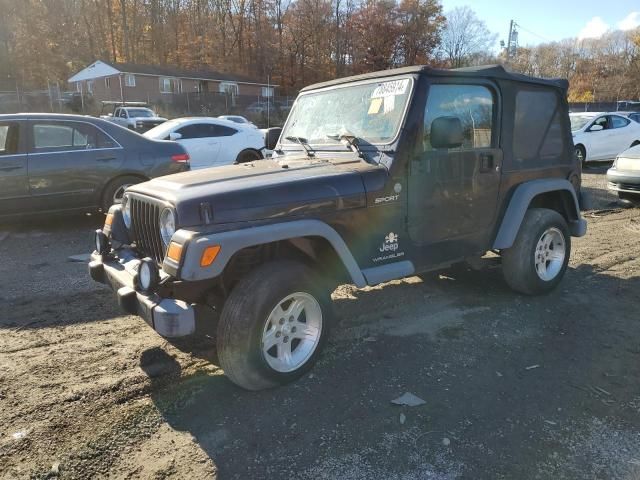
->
[143,263,640,478]
[0,212,102,233]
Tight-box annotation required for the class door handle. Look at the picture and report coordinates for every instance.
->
[480,153,494,172]
[96,156,117,162]
[0,165,22,172]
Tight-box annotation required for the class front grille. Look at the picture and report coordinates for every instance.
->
[130,197,166,263]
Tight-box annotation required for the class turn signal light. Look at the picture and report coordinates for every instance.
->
[166,242,183,262]
[104,213,113,227]
[200,245,221,267]
[171,153,190,163]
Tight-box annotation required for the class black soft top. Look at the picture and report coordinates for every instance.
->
[301,65,568,92]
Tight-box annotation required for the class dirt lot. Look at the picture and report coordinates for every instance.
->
[1,166,639,479]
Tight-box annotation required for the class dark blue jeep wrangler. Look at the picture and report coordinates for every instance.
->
[90,65,586,390]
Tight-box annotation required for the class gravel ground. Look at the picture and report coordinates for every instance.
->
[1,164,639,479]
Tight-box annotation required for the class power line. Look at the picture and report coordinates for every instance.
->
[515,22,551,43]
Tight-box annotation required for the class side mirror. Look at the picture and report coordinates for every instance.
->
[265,127,282,150]
[169,132,182,141]
[430,116,464,149]
[589,124,604,132]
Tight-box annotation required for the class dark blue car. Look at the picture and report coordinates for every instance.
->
[0,113,189,218]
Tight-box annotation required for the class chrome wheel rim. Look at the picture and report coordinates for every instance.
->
[534,227,566,281]
[262,292,323,373]
[113,184,132,204]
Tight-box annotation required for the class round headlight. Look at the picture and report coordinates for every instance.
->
[122,194,131,229]
[159,208,176,247]
[135,258,159,292]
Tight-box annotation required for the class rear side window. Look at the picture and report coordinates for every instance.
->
[0,123,19,155]
[423,84,494,151]
[611,116,630,129]
[513,89,566,166]
[32,122,112,151]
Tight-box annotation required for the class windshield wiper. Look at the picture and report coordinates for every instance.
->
[326,131,368,161]
[285,136,315,157]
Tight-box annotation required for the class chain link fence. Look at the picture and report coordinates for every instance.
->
[0,88,296,128]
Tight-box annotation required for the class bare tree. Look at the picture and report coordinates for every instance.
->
[440,6,497,68]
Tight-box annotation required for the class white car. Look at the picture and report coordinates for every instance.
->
[144,117,265,169]
[570,112,640,164]
[218,115,257,128]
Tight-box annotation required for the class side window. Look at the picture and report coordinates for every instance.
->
[630,113,640,123]
[591,116,608,130]
[0,123,19,155]
[423,84,494,151]
[113,108,120,117]
[176,124,210,139]
[210,125,237,137]
[611,116,630,129]
[32,122,100,151]
[513,89,566,166]
[120,110,128,118]
[97,131,117,148]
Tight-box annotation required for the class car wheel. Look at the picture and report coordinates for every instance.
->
[575,145,586,166]
[101,175,144,212]
[619,191,640,206]
[502,208,571,295]
[217,260,332,390]
[235,149,263,164]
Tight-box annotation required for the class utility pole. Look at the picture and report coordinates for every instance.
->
[506,20,519,62]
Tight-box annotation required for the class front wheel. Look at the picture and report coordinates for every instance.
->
[235,149,263,164]
[217,261,332,390]
[502,208,571,295]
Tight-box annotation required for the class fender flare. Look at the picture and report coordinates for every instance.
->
[171,219,368,287]
[493,179,587,250]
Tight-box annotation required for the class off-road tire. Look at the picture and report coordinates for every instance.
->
[101,175,144,212]
[217,260,332,390]
[502,208,571,295]
[235,149,263,164]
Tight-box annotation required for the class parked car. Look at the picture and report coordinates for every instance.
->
[91,65,586,390]
[570,112,640,164]
[217,115,257,128]
[607,144,640,204]
[0,113,189,218]
[100,101,167,133]
[246,101,276,115]
[143,117,265,169]
[620,111,640,124]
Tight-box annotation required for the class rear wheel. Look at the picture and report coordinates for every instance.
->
[502,208,571,295]
[235,149,262,164]
[217,260,332,390]
[101,175,144,212]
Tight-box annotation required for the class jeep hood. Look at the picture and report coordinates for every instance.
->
[128,158,380,226]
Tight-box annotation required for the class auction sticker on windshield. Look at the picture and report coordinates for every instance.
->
[371,79,410,98]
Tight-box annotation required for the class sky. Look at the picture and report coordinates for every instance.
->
[440,0,640,47]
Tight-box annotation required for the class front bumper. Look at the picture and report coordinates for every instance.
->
[89,250,195,338]
[606,168,640,194]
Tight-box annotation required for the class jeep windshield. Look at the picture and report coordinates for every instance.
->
[281,77,413,147]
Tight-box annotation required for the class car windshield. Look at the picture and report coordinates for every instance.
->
[143,120,181,139]
[127,108,155,118]
[570,115,594,131]
[281,77,413,146]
